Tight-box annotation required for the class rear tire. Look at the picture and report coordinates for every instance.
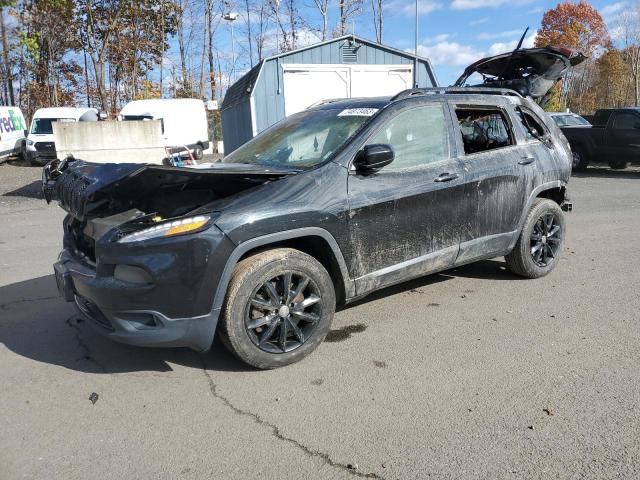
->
[609,159,627,170]
[505,199,566,279]
[219,248,335,369]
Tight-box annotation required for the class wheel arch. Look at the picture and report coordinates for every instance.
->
[508,181,567,252]
[536,184,567,206]
[210,228,355,324]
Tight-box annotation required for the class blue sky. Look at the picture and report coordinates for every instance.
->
[374,0,626,85]
[201,0,628,92]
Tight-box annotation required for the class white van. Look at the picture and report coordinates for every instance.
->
[26,107,99,165]
[0,106,27,161]
[119,99,209,159]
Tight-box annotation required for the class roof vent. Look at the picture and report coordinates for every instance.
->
[342,44,358,63]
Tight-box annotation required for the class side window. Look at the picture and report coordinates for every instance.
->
[455,108,513,154]
[612,112,640,130]
[368,104,449,169]
[515,107,547,140]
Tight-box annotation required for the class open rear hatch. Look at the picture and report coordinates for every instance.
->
[454,45,586,106]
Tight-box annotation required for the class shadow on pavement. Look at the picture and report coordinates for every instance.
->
[2,180,43,199]
[1,260,517,375]
[0,274,250,375]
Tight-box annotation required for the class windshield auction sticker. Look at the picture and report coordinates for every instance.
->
[338,108,379,117]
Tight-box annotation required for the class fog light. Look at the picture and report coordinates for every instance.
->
[114,265,152,285]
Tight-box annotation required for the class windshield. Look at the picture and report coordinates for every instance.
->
[223,107,376,168]
[553,114,590,127]
[31,118,75,134]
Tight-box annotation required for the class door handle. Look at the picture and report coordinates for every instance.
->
[518,156,536,165]
[434,172,459,182]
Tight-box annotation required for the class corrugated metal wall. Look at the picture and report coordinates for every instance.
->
[220,98,253,155]
[223,37,438,153]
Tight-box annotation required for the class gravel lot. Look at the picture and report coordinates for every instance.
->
[1,159,639,479]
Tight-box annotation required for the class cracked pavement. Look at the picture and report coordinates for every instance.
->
[1,162,640,479]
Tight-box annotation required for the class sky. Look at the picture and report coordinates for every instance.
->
[199,0,630,92]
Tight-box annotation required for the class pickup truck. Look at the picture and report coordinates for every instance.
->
[560,108,640,171]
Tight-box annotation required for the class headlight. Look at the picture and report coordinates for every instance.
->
[27,139,34,146]
[118,215,210,243]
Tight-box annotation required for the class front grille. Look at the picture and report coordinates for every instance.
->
[35,142,56,154]
[56,170,92,218]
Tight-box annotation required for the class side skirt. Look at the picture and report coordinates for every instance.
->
[354,245,459,296]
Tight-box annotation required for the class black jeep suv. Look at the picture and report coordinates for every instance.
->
[45,47,579,368]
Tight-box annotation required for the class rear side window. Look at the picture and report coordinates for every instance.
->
[455,108,513,154]
[612,112,640,130]
[593,110,612,127]
[515,108,547,140]
[368,104,449,169]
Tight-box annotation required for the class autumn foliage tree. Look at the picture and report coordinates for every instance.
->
[536,1,610,112]
[536,0,609,55]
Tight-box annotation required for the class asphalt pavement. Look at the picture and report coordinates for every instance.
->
[1,159,639,479]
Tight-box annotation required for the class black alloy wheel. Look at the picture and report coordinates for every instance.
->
[245,272,322,354]
[530,213,562,267]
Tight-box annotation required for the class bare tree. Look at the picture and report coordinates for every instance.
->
[83,0,125,111]
[336,0,362,37]
[244,0,254,65]
[617,5,640,106]
[175,0,191,95]
[269,0,299,51]
[312,0,329,41]
[0,4,14,105]
[370,0,382,43]
[253,0,269,60]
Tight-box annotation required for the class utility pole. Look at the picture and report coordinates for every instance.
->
[414,0,418,88]
[223,12,239,82]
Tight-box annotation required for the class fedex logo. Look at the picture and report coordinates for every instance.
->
[0,109,26,133]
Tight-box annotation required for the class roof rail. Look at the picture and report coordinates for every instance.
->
[391,87,523,102]
[306,98,344,109]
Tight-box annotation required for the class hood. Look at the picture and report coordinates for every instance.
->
[454,46,586,106]
[43,158,297,221]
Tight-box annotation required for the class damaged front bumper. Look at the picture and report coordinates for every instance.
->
[54,218,236,352]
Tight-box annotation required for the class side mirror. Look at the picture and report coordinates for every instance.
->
[354,144,394,173]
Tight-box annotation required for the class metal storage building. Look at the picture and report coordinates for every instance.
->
[220,35,438,153]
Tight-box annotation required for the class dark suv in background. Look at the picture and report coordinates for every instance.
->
[44,46,579,368]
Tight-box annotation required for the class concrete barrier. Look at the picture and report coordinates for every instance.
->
[53,120,166,164]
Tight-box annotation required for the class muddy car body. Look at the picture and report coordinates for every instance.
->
[46,47,579,368]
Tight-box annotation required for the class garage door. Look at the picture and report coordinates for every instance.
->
[282,64,414,117]
[283,67,350,116]
[351,66,413,97]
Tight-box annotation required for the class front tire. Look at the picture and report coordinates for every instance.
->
[505,199,566,279]
[571,148,589,171]
[219,248,336,369]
